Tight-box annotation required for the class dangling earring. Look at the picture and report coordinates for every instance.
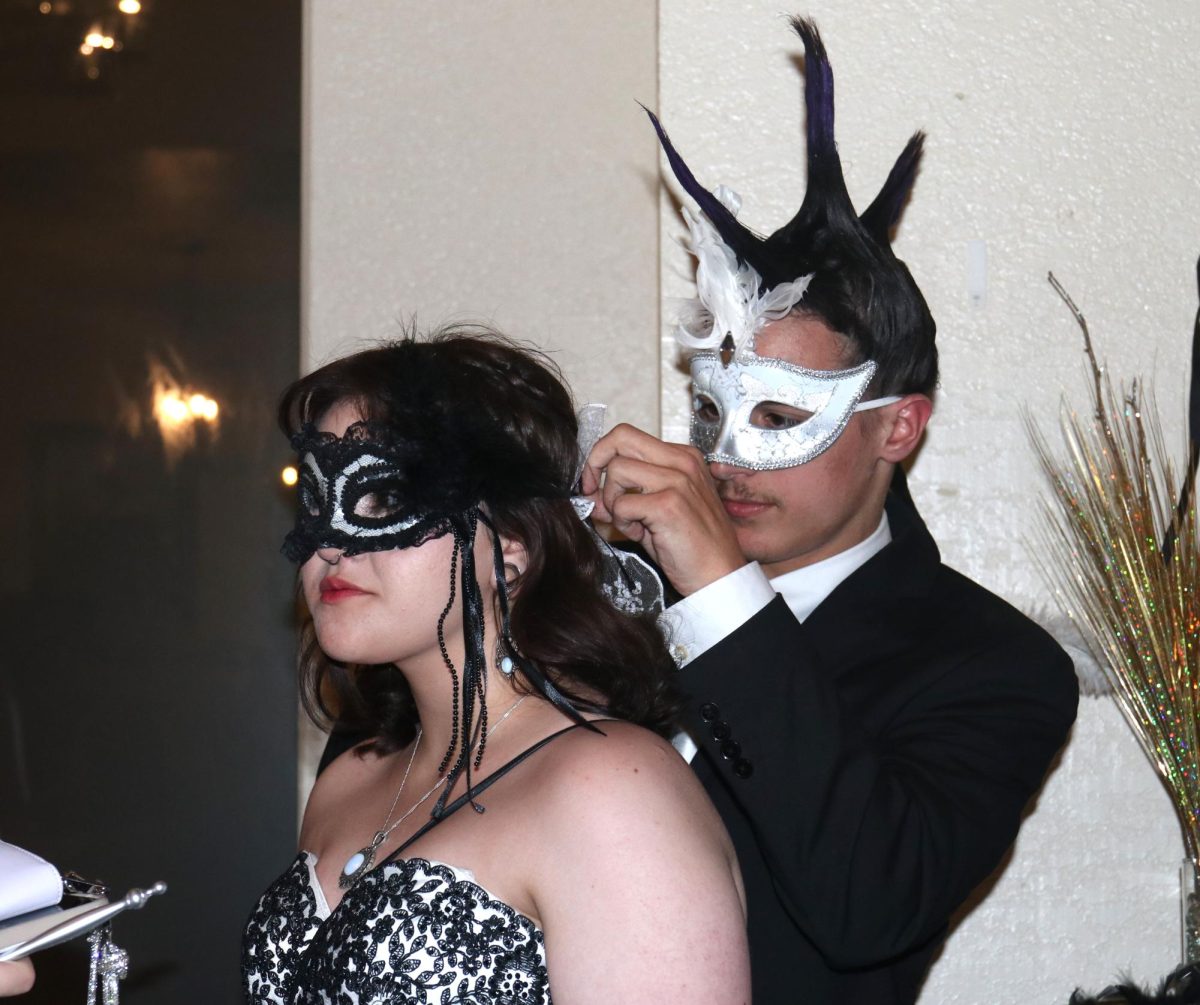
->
[496,634,517,676]
[496,564,521,675]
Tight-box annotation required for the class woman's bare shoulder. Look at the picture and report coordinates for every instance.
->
[524,720,750,1002]
[534,719,689,779]
[528,719,726,844]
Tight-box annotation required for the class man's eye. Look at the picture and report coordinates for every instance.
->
[693,395,720,424]
[750,403,812,430]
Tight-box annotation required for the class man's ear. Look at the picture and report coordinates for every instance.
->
[878,393,932,463]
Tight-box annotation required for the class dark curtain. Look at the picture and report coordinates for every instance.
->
[0,3,301,1001]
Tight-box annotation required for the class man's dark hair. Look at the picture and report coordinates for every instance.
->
[647,15,938,396]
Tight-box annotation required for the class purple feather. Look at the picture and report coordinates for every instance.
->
[790,17,840,180]
[641,104,764,268]
[643,16,926,300]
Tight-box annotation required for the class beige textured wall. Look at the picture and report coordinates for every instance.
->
[300,3,659,804]
[658,1,1199,999]
[303,1,1200,997]
[304,3,659,416]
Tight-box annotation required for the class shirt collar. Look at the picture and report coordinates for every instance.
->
[769,512,892,623]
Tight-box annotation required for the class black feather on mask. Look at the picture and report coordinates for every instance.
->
[646,15,938,397]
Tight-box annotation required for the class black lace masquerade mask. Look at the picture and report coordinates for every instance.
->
[282,421,457,563]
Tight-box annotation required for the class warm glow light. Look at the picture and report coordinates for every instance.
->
[188,395,218,421]
[157,392,190,426]
[38,2,52,13]
[281,466,299,487]
[85,30,105,46]
[100,35,115,49]
[118,0,142,12]
[154,388,219,434]
[148,359,221,464]
[80,43,94,55]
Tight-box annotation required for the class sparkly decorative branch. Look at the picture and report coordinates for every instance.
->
[1028,271,1200,868]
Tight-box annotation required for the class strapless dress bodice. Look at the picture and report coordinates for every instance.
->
[242,851,550,1004]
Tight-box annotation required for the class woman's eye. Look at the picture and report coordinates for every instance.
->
[354,489,404,519]
[693,395,720,424]
[299,477,322,517]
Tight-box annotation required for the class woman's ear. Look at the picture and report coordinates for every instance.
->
[499,534,529,590]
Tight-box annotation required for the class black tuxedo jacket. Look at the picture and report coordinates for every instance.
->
[684,492,1078,1004]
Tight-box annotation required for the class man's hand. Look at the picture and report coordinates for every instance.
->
[581,424,745,596]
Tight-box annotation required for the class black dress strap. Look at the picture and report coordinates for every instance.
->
[382,720,609,864]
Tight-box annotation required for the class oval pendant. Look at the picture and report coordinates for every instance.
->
[338,846,375,889]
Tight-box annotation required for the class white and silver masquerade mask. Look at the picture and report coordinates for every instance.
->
[690,352,898,470]
[675,187,898,470]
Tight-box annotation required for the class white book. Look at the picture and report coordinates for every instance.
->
[0,842,61,924]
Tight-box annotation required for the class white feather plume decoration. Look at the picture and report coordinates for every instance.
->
[675,186,813,359]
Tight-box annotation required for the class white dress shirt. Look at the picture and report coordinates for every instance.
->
[662,513,891,761]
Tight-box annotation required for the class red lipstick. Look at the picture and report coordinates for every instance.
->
[319,576,368,603]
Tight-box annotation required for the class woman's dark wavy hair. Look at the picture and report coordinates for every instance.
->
[278,323,682,754]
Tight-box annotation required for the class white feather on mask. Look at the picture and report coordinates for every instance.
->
[675,185,813,359]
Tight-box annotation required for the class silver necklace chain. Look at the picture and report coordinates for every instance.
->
[338,694,531,889]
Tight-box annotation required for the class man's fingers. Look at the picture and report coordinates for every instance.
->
[610,485,745,595]
[583,423,708,494]
[599,455,694,525]
[609,489,667,556]
[580,422,745,595]
[611,511,647,544]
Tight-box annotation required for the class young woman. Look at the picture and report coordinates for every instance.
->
[242,327,749,1004]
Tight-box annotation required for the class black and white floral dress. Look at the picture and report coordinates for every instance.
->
[242,851,549,1004]
[241,727,588,1004]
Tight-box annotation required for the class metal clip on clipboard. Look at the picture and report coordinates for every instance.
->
[0,862,166,1005]
[0,878,167,962]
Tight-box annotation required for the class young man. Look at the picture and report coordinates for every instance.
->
[581,18,1078,1005]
